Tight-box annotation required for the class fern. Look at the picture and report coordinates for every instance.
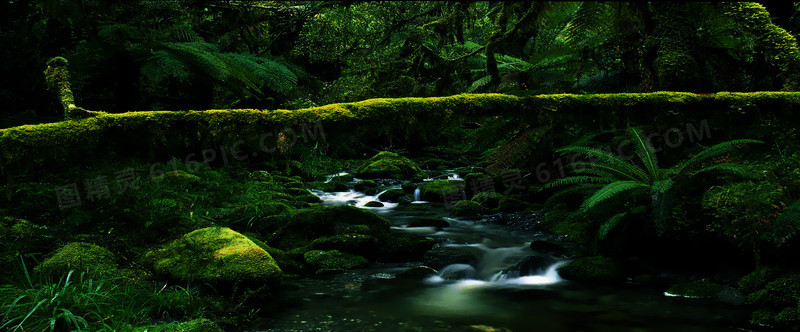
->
[677,139,763,175]
[628,127,658,181]
[581,180,649,211]
[598,212,627,240]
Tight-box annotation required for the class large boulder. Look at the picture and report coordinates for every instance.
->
[149,227,282,286]
[304,250,367,275]
[355,151,426,180]
[35,242,117,276]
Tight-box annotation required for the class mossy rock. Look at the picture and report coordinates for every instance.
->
[354,180,378,191]
[401,181,418,194]
[418,180,464,202]
[408,217,450,228]
[557,256,622,284]
[497,197,529,212]
[471,192,504,209]
[378,189,407,202]
[423,246,478,270]
[270,205,390,249]
[739,265,784,295]
[355,151,426,180]
[35,242,117,276]
[309,234,381,257]
[136,318,224,332]
[450,200,483,218]
[747,274,800,309]
[377,235,437,262]
[0,217,50,266]
[304,250,367,274]
[666,280,724,299]
[150,227,282,286]
[363,201,383,208]
[154,170,201,186]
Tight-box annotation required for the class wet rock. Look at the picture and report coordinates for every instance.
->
[304,250,367,275]
[418,180,464,202]
[497,197,528,212]
[449,200,483,219]
[666,280,725,299]
[505,255,558,276]
[401,181,418,194]
[270,205,391,249]
[364,201,384,207]
[354,180,377,191]
[408,217,450,229]
[376,235,437,262]
[355,151,426,180]
[718,286,746,305]
[310,234,381,258]
[378,189,407,202]
[396,265,438,279]
[557,256,622,284]
[423,246,478,270]
[471,192,504,210]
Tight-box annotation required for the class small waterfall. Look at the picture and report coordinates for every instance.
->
[413,188,421,201]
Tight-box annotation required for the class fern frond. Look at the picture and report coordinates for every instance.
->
[566,160,644,183]
[563,2,612,44]
[468,75,492,92]
[582,181,649,212]
[773,200,800,246]
[543,176,613,190]
[628,127,658,181]
[598,212,627,240]
[677,139,763,175]
[692,163,760,179]
[558,146,650,182]
[545,183,603,205]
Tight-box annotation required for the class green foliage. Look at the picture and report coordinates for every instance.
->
[1,257,210,331]
[545,126,761,241]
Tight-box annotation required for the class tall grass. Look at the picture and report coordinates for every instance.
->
[0,256,210,331]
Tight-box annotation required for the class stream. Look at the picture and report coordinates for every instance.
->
[251,173,753,332]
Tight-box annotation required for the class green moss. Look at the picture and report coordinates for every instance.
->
[309,234,381,257]
[739,266,784,295]
[303,250,367,273]
[35,242,117,276]
[418,180,464,202]
[270,205,390,249]
[0,217,49,266]
[471,192,504,209]
[149,227,282,285]
[666,280,724,299]
[354,180,377,191]
[355,151,426,180]
[747,274,800,309]
[557,256,622,284]
[378,188,407,202]
[497,197,528,212]
[449,200,483,218]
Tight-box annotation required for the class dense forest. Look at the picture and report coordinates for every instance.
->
[3,1,800,331]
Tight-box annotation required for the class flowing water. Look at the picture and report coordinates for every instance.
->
[253,173,753,332]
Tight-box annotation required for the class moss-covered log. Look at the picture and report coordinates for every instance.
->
[1,92,799,177]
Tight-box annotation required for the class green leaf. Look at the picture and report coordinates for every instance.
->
[582,181,649,212]
[598,212,627,240]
